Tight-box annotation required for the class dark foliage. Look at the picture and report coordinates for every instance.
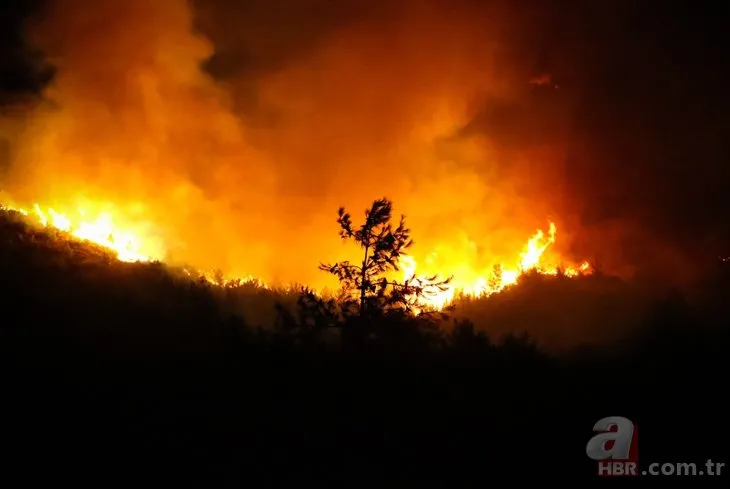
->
[314,198,451,347]
[1,208,729,486]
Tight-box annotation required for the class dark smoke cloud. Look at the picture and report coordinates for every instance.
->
[1,0,728,288]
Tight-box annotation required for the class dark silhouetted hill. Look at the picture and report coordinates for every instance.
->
[1,208,729,486]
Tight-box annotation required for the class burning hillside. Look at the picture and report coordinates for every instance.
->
[0,0,596,308]
[0,199,590,310]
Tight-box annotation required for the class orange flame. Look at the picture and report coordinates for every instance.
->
[400,221,592,309]
[1,200,590,308]
[1,199,275,289]
[2,201,162,263]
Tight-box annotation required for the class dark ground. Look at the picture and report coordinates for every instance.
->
[1,210,729,486]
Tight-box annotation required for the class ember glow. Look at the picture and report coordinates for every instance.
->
[400,222,591,309]
[0,0,597,309]
[0,200,165,263]
[1,198,591,310]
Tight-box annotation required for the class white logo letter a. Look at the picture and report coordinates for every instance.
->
[586,416,634,461]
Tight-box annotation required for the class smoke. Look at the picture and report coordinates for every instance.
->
[5,0,284,278]
[2,0,727,288]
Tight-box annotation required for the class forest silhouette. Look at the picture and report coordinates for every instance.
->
[2,199,729,485]
[1,0,729,484]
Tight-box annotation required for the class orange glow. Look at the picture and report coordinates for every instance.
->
[0,199,272,288]
[1,201,164,263]
[399,222,592,309]
[0,0,595,309]
[2,199,590,310]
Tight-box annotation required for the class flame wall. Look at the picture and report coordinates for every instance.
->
[3,0,724,289]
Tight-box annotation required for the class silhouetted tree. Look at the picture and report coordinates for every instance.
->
[319,198,451,345]
[275,287,341,347]
[488,264,504,291]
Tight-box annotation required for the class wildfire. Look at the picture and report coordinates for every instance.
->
[0,201,164,263]
[0,199,273,289]
[399,222,591,309]
[1,200,590,309]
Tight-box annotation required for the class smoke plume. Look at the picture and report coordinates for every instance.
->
[2,0,728,289]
